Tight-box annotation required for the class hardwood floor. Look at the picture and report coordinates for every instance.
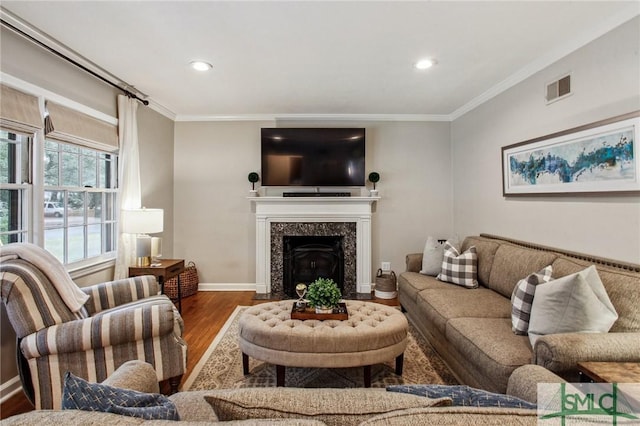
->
[0,291,398,419]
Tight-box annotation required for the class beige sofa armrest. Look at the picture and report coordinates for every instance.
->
[533,332,640,373]
[102,360,160,394]
[507,365,565,404]
[405,253,423,273]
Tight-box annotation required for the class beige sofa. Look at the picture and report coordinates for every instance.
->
[3,360,563,425]
[398,234,640,394]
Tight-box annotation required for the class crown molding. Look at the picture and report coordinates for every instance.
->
[450,4,640,121]
[175,113,452,122]
[147,99,177,121]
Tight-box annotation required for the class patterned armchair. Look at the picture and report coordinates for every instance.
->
[0,243,187,409]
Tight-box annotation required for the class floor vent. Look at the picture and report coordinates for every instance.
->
[546,74,571,104]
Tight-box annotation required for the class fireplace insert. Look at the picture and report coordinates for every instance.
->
[283,235,344,298]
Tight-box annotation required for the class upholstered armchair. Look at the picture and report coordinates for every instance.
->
[0,243,187,409]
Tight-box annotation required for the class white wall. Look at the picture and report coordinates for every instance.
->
[451,17,640,263]
[173,120,452,285]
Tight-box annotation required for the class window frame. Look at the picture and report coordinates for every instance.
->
[1,79,120,271]
[0,129,33,245]
[42,138,119,266]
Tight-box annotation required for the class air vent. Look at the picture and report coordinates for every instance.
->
[546,74,571,104]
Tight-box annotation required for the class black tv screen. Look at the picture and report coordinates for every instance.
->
[261,128,365,187]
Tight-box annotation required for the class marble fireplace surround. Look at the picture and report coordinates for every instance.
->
[251,197,379,296]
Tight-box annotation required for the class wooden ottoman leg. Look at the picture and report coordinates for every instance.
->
[395,353,404,376]
[363,365,372,388]
[242,353,249,375]
[276,365,286,387]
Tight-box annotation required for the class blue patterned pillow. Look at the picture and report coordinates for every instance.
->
[61,372,179,420]
[386,384,536,409]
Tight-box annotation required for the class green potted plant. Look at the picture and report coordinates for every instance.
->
[306,277,342,314]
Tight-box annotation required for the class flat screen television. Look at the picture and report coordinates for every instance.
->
[261,128,365,187]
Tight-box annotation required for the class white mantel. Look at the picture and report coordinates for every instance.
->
[250,196,379,295]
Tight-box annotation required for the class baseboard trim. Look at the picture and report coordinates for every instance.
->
[198,283,257,291]
[0,375,22,404]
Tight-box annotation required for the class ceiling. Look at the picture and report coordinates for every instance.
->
[1,1,638,121]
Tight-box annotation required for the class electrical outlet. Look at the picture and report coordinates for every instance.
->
[381,262,391,271]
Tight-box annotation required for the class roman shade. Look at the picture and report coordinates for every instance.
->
[46,101,118,151]
[0,84,42,134]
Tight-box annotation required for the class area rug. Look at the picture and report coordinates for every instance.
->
[182,305,457,391]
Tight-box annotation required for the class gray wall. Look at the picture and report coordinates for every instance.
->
[451,17,640,262]
[173,120,453,285]
[138,107,176,258]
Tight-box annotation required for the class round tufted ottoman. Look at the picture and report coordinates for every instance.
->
[238,300,408,387]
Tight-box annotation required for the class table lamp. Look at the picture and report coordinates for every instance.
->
[122,208,164,267]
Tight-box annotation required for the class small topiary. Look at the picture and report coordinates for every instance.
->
[306,278,342,309]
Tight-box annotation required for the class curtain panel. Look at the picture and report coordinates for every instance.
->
[114,95,142,279]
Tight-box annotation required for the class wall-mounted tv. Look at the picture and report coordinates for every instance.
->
[261,128,365,187]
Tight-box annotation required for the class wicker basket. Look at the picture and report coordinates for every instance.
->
[374,268,397,299]
[164,261,199,300]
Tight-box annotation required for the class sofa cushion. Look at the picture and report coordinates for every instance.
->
[386,384,536,409]
[551,257,640,333]
[511,266,553,335]
[358,406,538,426]
[437,242,479,288]
[528,265,618,347]
[445,318,533,393]
[418,288,511,336]
[420,236,444,276]
[487,245,558,298]
[61,372,179,420]
[204,388,451,426]
[461,236,501,286]
[398,272,455,305]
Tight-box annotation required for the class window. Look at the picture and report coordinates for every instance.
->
[43,139,118,263]
[0,130,31,244]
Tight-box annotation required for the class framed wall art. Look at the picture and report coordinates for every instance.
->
[502,111,640,196]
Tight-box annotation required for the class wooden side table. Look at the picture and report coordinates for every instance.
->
[577,362,640,383]
[129,259,185,312]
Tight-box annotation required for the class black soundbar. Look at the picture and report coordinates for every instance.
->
[283,192,351,197]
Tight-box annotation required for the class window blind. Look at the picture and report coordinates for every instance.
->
[46,101,118,151]
[0,84,42,133]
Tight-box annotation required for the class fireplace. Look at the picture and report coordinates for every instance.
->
[251,196,378,296]
[283,236,344,298]
[271,222,356,297]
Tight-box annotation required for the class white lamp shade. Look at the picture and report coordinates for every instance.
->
[121,208,164,234]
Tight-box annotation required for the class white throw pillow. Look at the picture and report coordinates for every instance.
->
[420,236,444,276]
[528,265,618,347]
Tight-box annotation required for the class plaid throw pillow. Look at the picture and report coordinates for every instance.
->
[511,265,553,335]
[436,242,478,288]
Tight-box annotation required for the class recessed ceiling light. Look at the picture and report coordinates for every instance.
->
[415,58,436,70]
[190,61,213,71]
